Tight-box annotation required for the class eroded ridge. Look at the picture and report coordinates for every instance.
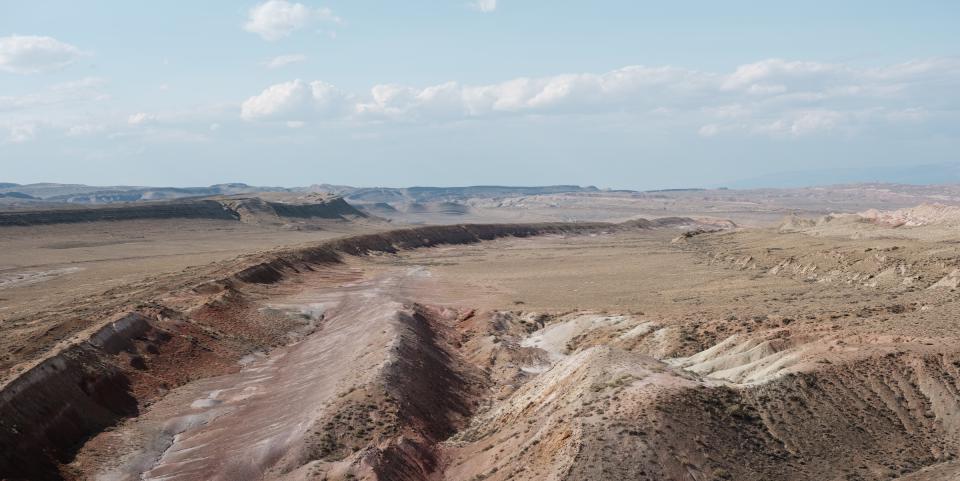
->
[7,219,960,481]
[0,220,696,480]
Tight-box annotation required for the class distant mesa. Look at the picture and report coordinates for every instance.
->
[221,195,367,224]
[0,195,367,227]
[342,185,601,204]
[0,183,606,206]
[0,182,287,204]
[0,182,609,223]
[644,188,708,193]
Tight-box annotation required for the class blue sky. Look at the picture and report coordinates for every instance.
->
[1,0,958,188]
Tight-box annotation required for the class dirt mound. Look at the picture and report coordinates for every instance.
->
[859,203,960,227]
[221,196,367,224]
[444,346,703,481]
[775,204,960,240]
[399,201,471,216]
[778,214,817,232]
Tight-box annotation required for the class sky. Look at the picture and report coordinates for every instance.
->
[1,0,958,189]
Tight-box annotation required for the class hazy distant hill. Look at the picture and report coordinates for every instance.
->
[0,182,606,206]
[336,185,601,203]
[0,183,291,204]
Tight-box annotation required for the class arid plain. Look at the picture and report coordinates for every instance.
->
[2,185,960,481]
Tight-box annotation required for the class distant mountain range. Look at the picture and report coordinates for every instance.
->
[0,182,288,204]
[327,185,601,204]
[0,183,605,206]
[6,171,960,208]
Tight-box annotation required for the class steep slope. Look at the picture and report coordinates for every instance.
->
[10,218,957,481]
[0,200,240,226]
[0,220,696,480]
[441,310,960,481]
[0,196,365,227]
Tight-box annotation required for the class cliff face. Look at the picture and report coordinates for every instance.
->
[234,197,366,221]
[0,200,239,226]
[0,315,148,480]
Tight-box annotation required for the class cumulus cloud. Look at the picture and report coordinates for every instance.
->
[0,35,84,74]
[239,58,960,137]
[243,0,341,41]
[127,112,156,125]
[471,0,497,13]
[722,59,840,92]
[240,79,348,121]
[265,53,307,69]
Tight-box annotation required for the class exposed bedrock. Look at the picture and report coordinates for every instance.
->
[0,315,150,480]
[0,221,694,479]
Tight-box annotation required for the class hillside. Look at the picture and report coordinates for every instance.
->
[0,196,366,227]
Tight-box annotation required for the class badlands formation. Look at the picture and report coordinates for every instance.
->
[1,189,960,480]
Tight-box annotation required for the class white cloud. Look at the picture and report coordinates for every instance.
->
[241,79,348,121]
[786,110,843,136]
[8,123,36,143]
[698,124,720,137]
[66,123,105,137]
[751,110,844,137]
[265,53,307,69]
[471,0,497,13]
[243,0,341,41]
[240,79,313,120]
[0,35,84,74]
[240,58,960,139]
[722,59,839,92]
[127,112,156,125]
[745,108,925,138]
[0,77,107,112]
